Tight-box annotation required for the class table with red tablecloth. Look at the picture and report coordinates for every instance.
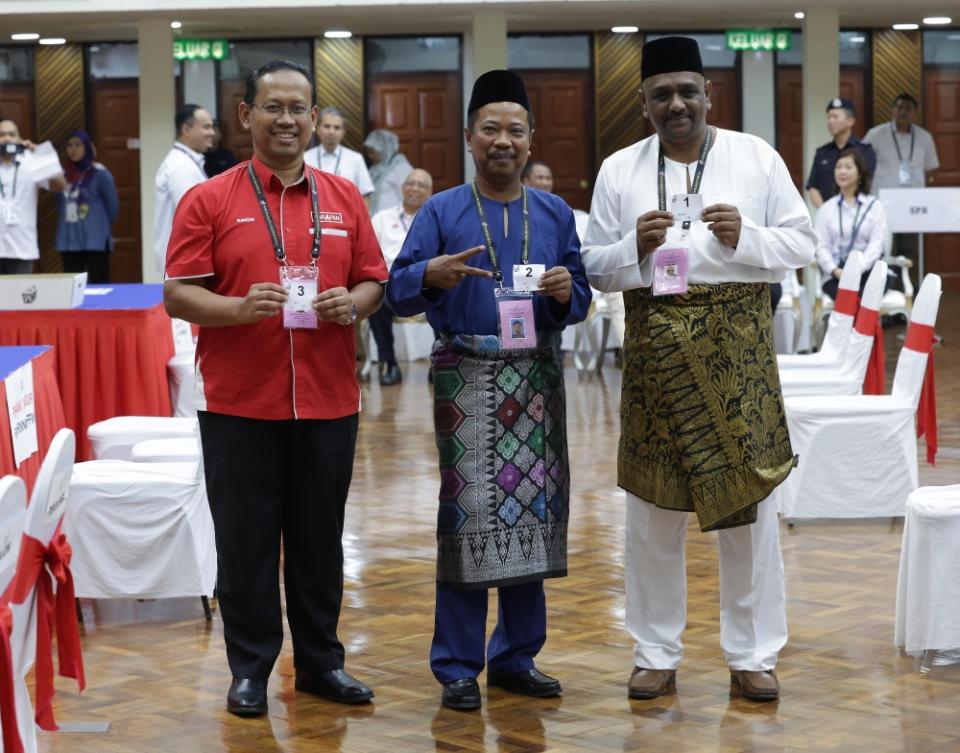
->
[0,345,66,497]
[0,285,174,460]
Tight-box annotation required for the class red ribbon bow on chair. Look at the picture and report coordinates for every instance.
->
[905,323,938,465]
[0,590,24,753]
[855,307,885,396]
[11,531,86,731]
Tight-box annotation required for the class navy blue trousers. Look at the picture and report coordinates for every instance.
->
[430,580,547,684]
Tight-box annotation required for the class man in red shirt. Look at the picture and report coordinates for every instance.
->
[164,59,387,717]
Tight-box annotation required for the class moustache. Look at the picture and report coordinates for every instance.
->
[489,151,516,159]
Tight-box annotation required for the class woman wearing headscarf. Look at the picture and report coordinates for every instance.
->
[55,130,119,283]
[363,129,413,216]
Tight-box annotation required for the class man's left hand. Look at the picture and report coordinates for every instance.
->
[20,140,36,152]
[538,266,572,305]
[314,287,355,325]
[702,204,742,248]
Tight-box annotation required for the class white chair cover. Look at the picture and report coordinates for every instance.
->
[778,251,864,369]
[167,351,197,418]
[64,460,215,600]
[776,275,942,520]
[131,437,201,463]
[895,485,960,657]
[10,429,75,753]
[0,477,27,753]
[170,318,196,355]
[778,260,886,398]
[773,270,801,355]
[87,416,199,461]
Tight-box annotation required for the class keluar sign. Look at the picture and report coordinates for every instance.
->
[725,29,792,52]
[173,38,229,61]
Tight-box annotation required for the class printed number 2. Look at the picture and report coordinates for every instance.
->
[525,267,533,277]
[297,285,305,297]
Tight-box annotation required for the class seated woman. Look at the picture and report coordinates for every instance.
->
[815,147,888,300]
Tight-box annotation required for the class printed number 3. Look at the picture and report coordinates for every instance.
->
[297,285,305,297]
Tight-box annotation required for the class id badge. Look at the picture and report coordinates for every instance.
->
[652,247,689,296]
[65,201,79,224]
[279,265,318,329]
[2,203,20,227]
[897,162,912,186]
[670,194,703,223]
[495,288,537,350]
[512,263,546,293]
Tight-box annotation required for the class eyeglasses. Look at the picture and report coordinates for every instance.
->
[251,103,312,118]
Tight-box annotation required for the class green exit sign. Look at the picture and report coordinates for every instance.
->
[725,29,792,52]
[173,38,230,61]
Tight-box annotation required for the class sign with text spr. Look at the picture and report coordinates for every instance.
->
[725,29,792,52]
[173,38,229,61]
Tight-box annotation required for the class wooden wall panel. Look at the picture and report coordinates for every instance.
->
[594,32,644,165]
[35,43,85,273]
[872,30,923,127]
[314,36,364,152]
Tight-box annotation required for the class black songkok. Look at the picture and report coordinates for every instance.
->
[467,69,530,114]
[641,36,704,81]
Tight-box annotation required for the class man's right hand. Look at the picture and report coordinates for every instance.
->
[636,210,675,261]
[236,282,287,323]
[423,245,494,289]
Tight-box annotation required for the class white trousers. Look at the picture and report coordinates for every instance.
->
[625,492,787,671]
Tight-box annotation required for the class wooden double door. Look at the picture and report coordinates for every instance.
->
[922,67,960,289]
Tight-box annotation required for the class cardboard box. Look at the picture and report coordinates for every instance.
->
[0,273,88,311]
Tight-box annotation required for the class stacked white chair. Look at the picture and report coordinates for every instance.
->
[0,476,27,753]
[895,485,960,672]
[773,270,803,355]
[87,416,198,461]
[778,274,942,521]
[131,437,202,463]
[777,260,887,399]
[168,319,197,417]
[777,251,864,369]
[65,458,216,618]
[9,429,81,751]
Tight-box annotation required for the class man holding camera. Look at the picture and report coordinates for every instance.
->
[0,119,67,274]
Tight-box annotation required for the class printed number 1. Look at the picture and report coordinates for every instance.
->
[683,196,690,207]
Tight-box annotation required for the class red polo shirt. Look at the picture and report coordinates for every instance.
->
[165,156,387,420]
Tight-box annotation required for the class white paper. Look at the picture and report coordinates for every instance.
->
[84,287,113,295]
[5,361,38,468]
[512,264,546,292]
[23,140,64,183]
[670,193,704,223]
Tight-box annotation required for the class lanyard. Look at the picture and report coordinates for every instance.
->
[399,207,412,233]
[838,197,874,256]
[322,147,342,177]
[658,126,712,231]
[0,163,19,200]
[470,180,529,286]
[891,125,915,163]
[247,162,321,265]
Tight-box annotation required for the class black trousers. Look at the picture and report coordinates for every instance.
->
[822,269,879,301]
[198,410,359,680]
[62,251,110,284]
[0,259,35,274]
[367,298,397,365]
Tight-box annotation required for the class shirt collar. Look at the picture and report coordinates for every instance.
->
[322,144,341,158]
[250,154,309,193]
[174,142,205,164]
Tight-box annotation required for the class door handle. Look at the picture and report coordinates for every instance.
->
[579,179,590,190]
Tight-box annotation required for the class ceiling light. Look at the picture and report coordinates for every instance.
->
[170,21,182,30]
[794,11,805,20]
[324,30,352,39]
[923,17,952,25]
[38,38,66,45]
[849,36,866,43]
[949,34,960,40]
[11,33,40,41]
[892,23,920,30]
[611,26,639,33]
[706,44,723,51]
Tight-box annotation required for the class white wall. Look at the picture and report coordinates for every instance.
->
[741,50,775,147]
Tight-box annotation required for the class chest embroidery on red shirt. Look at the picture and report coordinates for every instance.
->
[318,212,343,223]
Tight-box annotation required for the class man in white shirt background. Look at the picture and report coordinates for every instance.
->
[0,119,67,274]
[368,167,432,385]
[863,92,940,286]
[304,106,374,210]
[153,104,214,274]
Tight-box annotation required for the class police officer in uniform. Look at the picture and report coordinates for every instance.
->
[805,97,876,209]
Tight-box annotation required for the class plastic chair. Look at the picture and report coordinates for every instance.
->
[777,274,942,521]
[87,416,199,461]
[131,437,201,463]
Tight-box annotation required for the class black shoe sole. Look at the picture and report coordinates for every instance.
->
[442,695,482,711]
[227,704,267,717]
[295,679,374,704]
[487,678,561,698]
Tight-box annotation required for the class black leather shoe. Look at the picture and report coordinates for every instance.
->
[227,677,268,717]
[379,363,402,386]
[487,668,562,698]
[441,678,481,710]
[295,668,374,704]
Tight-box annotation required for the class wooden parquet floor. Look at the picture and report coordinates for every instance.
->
[36,294,960,753]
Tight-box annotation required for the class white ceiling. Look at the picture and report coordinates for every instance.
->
[0,1,955,42]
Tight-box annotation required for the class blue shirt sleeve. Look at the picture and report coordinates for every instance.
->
[99,168,120,225]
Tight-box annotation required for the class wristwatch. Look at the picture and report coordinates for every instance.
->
[346,303,359,324]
